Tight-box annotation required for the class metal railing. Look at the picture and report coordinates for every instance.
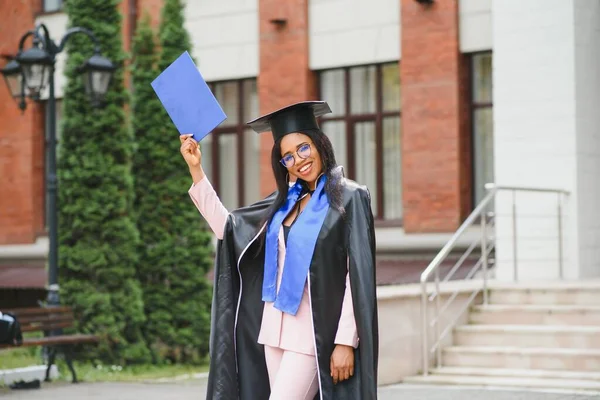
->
[420,184,570,376]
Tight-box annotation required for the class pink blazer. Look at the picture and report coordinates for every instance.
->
[189,177,358,356]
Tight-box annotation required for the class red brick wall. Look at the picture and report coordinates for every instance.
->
[400,0,470,232]
[0,0,166,246]
[120,0,135,91]
[0,0,44,244]
[122,0,165,86]
[1,0,472,246]
[137,0,163,28]
[258,0,317,198]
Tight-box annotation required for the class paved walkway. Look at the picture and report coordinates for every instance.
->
[1,381,599,399]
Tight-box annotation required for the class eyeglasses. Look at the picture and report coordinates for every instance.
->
[280,142,312,168]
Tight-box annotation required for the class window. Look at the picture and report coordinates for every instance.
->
[471,52,493,206]
[319,63,402,220]
[43,0,63,12]
[206,79,260,210]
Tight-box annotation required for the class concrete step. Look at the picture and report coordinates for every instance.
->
[403,373,600,392]
[489,284,600,306]
[430,366,600,381]
[470,304,600,326]
[455,325,600,349]
[443,346,600,371]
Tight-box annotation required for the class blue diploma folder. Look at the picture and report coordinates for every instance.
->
[151,51,226,142]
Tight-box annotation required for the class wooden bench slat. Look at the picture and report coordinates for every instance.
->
[20,321,74,333]
[18,314,73,325]
[0,334,98,349]
[25,334,99,346]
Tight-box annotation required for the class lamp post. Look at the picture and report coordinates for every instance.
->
[1,24,115,306]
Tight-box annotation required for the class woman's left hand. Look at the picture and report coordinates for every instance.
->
[330,344,354,384]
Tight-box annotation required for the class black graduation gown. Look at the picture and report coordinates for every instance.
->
[205,176,378,400]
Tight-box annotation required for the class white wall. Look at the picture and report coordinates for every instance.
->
[574,0,600,279]
[309,0,400,70]
[377,281,480,385]
[492,0,579,281]
[459,0,492,52]
[185,0,258,81]
[35,13,69,99]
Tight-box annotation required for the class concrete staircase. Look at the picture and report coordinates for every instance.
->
[404,283,600,392]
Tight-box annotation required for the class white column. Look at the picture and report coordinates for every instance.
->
[493,0,578,281]
[573,0,600,279]
[493,0,600,281]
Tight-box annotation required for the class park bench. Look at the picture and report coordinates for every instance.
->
[0,306,98,383]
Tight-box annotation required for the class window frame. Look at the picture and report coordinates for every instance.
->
[208,78,256,208]
[317,62,401,223]
[469,51,493,208]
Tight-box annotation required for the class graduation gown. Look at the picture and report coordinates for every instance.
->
[206,176,378,400]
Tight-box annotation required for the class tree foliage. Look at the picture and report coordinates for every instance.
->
[131,3,213,364]
[58,0,150,364]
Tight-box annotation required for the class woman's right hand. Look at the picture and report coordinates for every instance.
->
[180,134,202,168]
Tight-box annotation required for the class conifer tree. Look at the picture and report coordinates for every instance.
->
[131,4,213,363]
[58,0,150,364]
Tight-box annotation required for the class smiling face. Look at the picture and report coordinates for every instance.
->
[280,132,323,187]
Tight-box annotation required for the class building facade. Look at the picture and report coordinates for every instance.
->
[1,0,599,292]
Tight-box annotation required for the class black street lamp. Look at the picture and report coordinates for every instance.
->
[18,45,53,100]
[79,54,116,106]
[0,24,115,307]
[1,59,27,109]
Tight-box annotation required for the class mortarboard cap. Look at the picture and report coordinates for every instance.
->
[151,51,226,142]
[247,101,332,141]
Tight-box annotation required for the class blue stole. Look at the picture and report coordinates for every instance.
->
[262,175,329,315]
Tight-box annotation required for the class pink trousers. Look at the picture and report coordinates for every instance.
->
[264,345,319,400]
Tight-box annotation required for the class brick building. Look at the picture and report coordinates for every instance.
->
[1,0,599,297]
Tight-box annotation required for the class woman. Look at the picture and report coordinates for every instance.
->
[180,101,378,400]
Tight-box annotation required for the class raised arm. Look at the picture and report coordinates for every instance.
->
[188,177,229,240]
[180,134,229,240]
